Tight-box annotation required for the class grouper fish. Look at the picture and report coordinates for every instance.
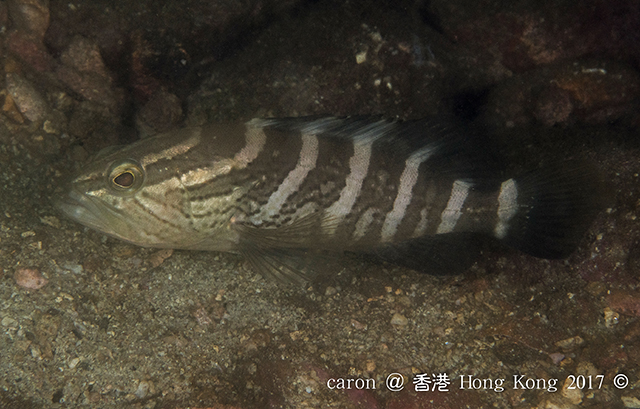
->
[57,117,603,284]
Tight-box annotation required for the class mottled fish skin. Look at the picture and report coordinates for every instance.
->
[58,117,603,284]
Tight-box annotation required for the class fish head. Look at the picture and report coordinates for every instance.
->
[57,128,239,251]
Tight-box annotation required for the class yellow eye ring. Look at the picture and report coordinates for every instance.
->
[107,160,144,194]
[113,170,135,188]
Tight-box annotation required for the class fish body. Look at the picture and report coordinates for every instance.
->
[58,117,602,283]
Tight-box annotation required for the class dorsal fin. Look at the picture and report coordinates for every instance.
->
[252,116,502,183]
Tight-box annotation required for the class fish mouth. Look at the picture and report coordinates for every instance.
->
[55,189,120,237]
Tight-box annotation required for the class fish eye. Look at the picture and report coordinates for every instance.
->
[107,160,144,194]
[113,171,135,188]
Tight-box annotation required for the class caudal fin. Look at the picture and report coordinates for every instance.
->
[498,162,606,259]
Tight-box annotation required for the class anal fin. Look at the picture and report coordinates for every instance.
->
[370,233,485,275]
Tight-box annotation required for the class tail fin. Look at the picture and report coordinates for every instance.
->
[498,162,606,259]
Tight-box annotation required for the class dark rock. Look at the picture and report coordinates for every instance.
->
[60,36,112,79]
[627,238,640,277]
[0,3,9,31]
[136,89,183,136]
[5,30,54,72]
[493,341,543,367]
[68,101,113,138]
[431,0,640,72]
[188,0,502,123]
[45,0,305,106]
[607,290,640,317]
[534,86,574,127]
[6,0,50,40]
[5,72,48,123]
[55,37,125,114]
[485,60,640,130]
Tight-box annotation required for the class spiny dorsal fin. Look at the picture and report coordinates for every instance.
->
[249,116,396,142]
[252,116,502,184]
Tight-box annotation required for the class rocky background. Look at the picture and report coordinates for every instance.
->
[0,0,639,408]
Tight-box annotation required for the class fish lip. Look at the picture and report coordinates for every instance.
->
[56,189,116,235]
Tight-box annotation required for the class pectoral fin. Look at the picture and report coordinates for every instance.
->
[239,245,322,286]
[234,212,340,285]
